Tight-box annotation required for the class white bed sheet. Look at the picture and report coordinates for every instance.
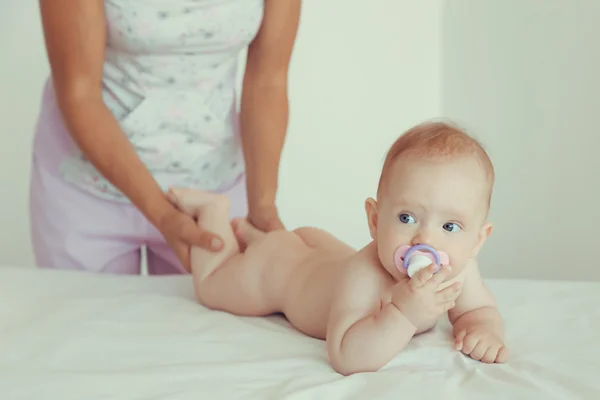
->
[0,267,599,399]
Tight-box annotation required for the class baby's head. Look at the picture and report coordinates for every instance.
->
[365,121,494,280]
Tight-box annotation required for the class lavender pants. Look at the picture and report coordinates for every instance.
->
[29,80,248,275]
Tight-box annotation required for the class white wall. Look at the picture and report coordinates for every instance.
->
[0,1,443,267]
[0,2,49,267]
[7,1,596,282]
[442,0,600,280]
[279,1,443,247]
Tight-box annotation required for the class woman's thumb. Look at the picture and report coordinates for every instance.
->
[180,221,223,252]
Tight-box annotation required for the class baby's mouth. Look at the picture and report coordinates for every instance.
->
[394,244,450,277]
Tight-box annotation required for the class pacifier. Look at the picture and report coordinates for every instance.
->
[393,244,450,278]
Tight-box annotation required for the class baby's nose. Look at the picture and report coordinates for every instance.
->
[411,232,432,246]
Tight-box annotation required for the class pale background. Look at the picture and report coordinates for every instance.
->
[0,1,597,280]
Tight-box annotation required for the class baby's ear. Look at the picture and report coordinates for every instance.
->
[471,222,493,257]
[364,197,379,240]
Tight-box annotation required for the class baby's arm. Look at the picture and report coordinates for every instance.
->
[448,258,508,363]
[326,264,416,375]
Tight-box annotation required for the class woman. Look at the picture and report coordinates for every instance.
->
[31,0,300,274]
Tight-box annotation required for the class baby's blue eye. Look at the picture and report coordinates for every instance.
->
[398,213,416,224]
[443,222,461,232]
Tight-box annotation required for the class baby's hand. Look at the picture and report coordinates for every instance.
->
[454,326,508,363]
[391,264,461,328]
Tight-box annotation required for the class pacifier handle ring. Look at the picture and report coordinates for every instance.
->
[402,244,441,273]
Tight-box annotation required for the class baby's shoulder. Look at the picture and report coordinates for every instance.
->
[339,251,389,291]
[331,254,387,312]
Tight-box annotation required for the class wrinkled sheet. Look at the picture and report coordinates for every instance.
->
[0,267,598,399]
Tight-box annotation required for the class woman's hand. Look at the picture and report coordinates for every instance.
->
[157,202,224,272]
[247,204,284,232]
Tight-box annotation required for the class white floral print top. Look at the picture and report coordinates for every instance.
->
[60,0,264,201]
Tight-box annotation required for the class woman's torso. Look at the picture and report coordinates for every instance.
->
[34,0,264,202]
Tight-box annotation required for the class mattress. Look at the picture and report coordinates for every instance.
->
[0,267,598,399]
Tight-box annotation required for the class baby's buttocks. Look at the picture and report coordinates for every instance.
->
[59,0,264,201]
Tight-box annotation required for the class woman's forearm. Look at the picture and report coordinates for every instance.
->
[40,0,172,229]
[238,0,300,212]
[59,96,172,227]
[239,83,288,210]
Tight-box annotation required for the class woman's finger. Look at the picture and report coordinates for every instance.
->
[167,188,203,218]
[178,218,223,251]
[176,245,191,273]
[166,189,179,206]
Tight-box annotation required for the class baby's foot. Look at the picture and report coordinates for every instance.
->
[233,218,265,246]
[167,187,229,216]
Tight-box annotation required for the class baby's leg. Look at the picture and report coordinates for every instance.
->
[168,188,278,316]
[168,188,240,280]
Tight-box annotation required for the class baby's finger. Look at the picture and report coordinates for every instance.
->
[435,282,461,304]
[425,265,453,290]
[495,346,510,363]
[454,330,467,351]
[469,341,489,361]
[440,299,456,313]
[461,333,480,355]
[410,264,437,288]
[481,344,501,364]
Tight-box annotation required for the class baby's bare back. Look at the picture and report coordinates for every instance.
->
[255,227,356,339]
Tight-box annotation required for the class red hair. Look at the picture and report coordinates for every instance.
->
[377,121,495,199]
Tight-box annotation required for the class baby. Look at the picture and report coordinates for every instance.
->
[168,121,508,375]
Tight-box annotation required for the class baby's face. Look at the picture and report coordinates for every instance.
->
[367,156,492,279]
